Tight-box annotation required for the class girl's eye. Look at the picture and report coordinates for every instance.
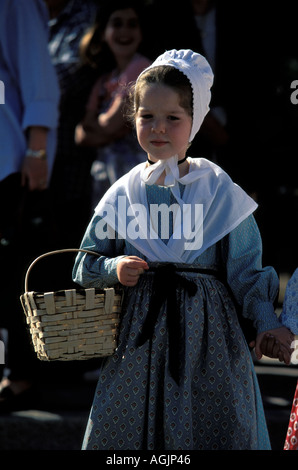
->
[168,115,179,121]
[141,114,152,119]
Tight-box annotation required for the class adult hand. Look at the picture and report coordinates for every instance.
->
[23,126,48,190]
[253,326,294,365]
[116,256,149,286]
[21,157,48,191]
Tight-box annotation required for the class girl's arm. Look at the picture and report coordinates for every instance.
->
[222,215,294,362]
[73,215,125,288]
[75,95,130,147]
[222,214,281,332]
[75,55,151,148]
[72,214,148,288]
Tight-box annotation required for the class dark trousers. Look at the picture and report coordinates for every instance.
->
[0,173,101,383]
[0,173,57,380]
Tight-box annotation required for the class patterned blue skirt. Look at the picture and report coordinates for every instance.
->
[82,266,271,450]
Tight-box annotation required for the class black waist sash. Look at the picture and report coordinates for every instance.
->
[136,263,218,385]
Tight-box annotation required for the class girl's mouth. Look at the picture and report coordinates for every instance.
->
[151,140,168,147]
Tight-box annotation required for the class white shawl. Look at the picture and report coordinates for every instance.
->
[94,156,258,263]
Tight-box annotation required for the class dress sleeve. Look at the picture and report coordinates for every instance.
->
[72,214,126,288]
[221,214,281,333]
[280,268,298,334]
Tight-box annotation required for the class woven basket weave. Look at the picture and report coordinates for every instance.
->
[20,248,123,361]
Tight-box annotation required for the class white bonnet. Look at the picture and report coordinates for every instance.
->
[136,49,214,142]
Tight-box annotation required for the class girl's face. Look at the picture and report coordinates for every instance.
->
[103,8,142,64]
[135,83,193,163]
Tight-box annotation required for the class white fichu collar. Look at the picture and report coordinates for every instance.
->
[94,158,258,263]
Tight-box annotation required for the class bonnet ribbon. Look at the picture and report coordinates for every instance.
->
[140,155,181,187]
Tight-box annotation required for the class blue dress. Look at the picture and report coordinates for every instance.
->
[73,184,281,450]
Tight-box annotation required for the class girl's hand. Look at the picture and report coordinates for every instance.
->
[116,256,149,286]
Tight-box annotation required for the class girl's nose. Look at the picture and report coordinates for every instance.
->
[151,119,165,133]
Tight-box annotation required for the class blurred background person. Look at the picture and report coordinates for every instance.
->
[75,0,151,207]
[0,0,59,410]
[46,0,99,251]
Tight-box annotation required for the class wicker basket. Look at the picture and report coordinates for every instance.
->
[20,248,123,361]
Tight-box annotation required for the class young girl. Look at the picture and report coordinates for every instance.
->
[73,49,293,450]
[75,0,151,204]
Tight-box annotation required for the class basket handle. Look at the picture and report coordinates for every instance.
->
[24,248,100,293]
